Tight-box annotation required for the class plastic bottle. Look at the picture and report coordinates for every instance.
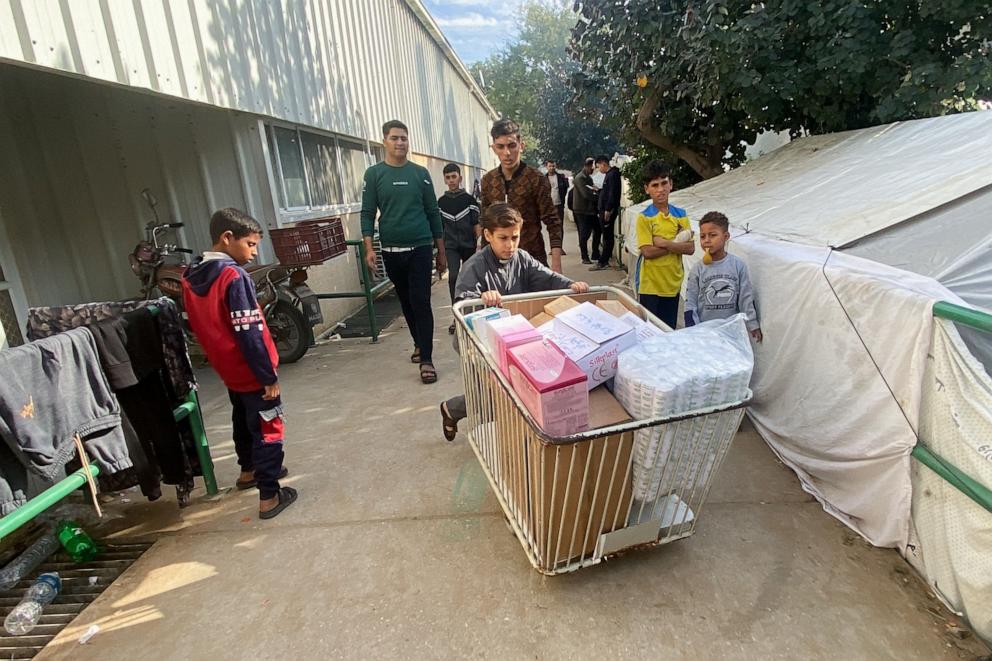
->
[56,520,97,563]
[3,572,61,635]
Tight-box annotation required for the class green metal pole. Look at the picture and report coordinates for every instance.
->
[174,392,218,496]
[0,465,100,541]
[933,300,992,334]
[912,444,992,514]
[351,239,379,343]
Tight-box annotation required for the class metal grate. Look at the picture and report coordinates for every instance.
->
[0,540,152,659]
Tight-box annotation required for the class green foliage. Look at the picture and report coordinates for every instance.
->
[620,148,703,204]
[570,0,992,178]
[470,1,623,169]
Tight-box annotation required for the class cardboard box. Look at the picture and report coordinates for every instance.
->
[617,311,666,342]
[539,320,636,390]
[530,431,634,565]
[554,301,633,345]
[507,340,589,437]
[529,311,554,327]
[588,385,632,429]
[543,295,579,317]
[596,299,629,318]
[481,314,541,376]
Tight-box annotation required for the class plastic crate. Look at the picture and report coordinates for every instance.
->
[270,218,346,267]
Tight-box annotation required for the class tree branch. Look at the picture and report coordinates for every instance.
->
[636,87,724,178]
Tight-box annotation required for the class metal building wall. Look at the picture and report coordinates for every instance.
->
[0,64,274,308]
[0,0,497,169]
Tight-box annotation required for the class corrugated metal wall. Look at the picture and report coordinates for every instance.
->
[0,64,274,307]
[0,0,497,169]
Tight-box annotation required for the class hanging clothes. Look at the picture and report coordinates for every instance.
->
[0,328,132,515]
[27,298,196,397]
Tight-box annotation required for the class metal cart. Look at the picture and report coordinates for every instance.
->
[453,286,750,575]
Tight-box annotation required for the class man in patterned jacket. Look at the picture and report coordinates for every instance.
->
[480,119,563,273]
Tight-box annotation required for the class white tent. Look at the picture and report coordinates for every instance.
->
[622,111,992,640]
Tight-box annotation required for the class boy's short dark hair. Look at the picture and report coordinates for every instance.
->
[642,160,672,186]
[382,119,408,137]
[594,155,610,165]
[491,119,521,140]
[210,208,263,242]
[442,163,461,175]
[699,211,730,231]
[480,203,523,232]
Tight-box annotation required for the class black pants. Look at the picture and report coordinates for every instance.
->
[383,246,435,364]
[640,294,680,330]
[445,246,476,305]
[229,389,285,500]
[598,209,618,267]
[575,213,599,261]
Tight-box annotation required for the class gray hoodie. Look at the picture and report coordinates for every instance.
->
[455,246,574,301]
[0,327,131,514]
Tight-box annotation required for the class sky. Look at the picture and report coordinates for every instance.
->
[424,0,526,65]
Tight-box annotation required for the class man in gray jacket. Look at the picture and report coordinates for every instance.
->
[572,157,601,264]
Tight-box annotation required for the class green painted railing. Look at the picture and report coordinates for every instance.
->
[314,239,386,342]
[912,301,992,514]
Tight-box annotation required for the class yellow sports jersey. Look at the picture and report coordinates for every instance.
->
[635,203,691,296]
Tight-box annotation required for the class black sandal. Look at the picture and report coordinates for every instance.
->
[448,322,456,335]
[440,402,458,441]
[411,347,421,363]
[259,486,298,520]
[236,466,288,490]
[420,362,437,384]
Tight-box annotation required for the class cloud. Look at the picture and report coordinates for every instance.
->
[435,13,500,29]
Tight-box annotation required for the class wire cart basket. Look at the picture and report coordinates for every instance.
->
[454,286,750,575]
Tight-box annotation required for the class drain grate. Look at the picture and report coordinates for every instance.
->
[0,540,153,659]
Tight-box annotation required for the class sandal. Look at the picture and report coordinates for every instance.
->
[448,322,456,335]
[439,402,458,441]
[411,347,421,364]
[236,466,289,490]
[259,486,298,520]
[420,362,437,384]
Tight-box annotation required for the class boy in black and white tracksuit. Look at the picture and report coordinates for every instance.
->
[439,163,481,333]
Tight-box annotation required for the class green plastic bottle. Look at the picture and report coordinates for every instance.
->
[56,520,97,563]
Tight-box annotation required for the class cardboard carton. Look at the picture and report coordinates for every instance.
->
[539,320,636,390]
[554,301,633,345]
[543,295,579,317]
[617,311,666,342]
[529,311,554,327]
[588,386,632,429]
[507,340,589,436]
[465,307,511,345]
[596,299,629,318]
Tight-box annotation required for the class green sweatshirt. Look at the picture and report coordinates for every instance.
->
[360,161,442,247]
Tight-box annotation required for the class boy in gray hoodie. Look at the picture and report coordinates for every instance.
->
[684,211,763,341]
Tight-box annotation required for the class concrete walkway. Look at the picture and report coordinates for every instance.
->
[38,228,985,660]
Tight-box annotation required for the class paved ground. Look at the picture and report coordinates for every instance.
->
[37,227,987,660]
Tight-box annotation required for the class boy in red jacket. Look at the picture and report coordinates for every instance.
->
[183,208,297,519]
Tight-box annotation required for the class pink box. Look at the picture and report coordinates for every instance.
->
[483,314,542,376]
[507,340,589,436]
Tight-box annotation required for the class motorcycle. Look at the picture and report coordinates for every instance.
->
[128,190,321,364]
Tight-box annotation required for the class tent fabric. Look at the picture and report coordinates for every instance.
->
[911,320,992,642]
[666,112,992,249]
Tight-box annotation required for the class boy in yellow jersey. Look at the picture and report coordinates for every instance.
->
[634,160,695,328]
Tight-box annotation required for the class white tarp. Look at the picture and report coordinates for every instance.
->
[617,111,991,638]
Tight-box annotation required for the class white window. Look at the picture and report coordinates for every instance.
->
[265,124,374,213]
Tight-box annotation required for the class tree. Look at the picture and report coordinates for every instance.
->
[570,0,992,178]
[471,1,623,168]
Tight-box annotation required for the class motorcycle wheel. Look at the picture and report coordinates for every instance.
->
[268,300,309,364]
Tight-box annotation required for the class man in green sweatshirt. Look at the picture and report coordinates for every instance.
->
[361,120,446,384]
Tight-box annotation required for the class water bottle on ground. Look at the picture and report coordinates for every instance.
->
[56,520,97,563]
[3,572,61,635]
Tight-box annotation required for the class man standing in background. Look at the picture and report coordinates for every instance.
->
[572,157,600,265]
[438,163,481,334]
[590,155,621,271]
[361,120,446,384]
[480,119,563,272]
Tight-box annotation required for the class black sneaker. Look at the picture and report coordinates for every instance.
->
[581,258,592,265]
[589,264,609,271]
